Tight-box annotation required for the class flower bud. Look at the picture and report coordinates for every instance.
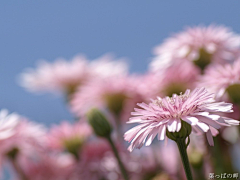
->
[87,108,112,138]
[166,120,192,142]
[226,83,240,105]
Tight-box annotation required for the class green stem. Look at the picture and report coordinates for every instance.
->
[106,136,129,180]
[176,139,193,180]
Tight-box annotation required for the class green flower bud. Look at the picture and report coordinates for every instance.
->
[226,83,240,105]
[164,83,187,97]
[166,120,192,142]
[87,108,112,138]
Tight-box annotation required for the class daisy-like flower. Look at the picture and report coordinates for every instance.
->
[0,110,46,155]
[19,54,128,95]
[150,25,240,72]
[145,60,200,99]
[47,121,92,158]
[19,152,75,180]
[71,75,145,122]
[72,139,121,180]
[198,59,240,101]
[72,139,156,180]
[0,109,46,177]
[124,87,239,152]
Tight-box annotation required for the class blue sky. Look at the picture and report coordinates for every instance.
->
[1,1,240,125]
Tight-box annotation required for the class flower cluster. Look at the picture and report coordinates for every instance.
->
[1,24,240,180]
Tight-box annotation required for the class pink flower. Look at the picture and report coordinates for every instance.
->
[154,142,179,176]
[19,54,128,94]
[0,109,46,179]
[72,139,121,180]
[71,75,145,122]
[0,109,46,157]
[144,60,200,99]
[198,59,240,99]
[19,152,75,180]
[150,25,240,72]
[73,139,156,180]
[47,121,92,151]
[124,87,239,152]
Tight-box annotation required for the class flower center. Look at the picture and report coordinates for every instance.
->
[104,93,127,116]
[63,136,84,159]
[163,83,187,97]
[6,147,19,160]
[226,83,240,105]
[193,48,212,72]
[154,93,191,120]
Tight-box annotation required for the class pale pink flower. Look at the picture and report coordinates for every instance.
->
[156,142,179,176]
[198,59,240,99]
[0,109,46,157]
[0,109,46,179]
[47,121,92,151]
[0,109,20,140]
[71,75,145,121]
[144,60,200,99]
[73,139,121,180]
[18,152,75,180]
[19,54,128,94]
[124,87,239,152]
[150,25,240,72]
[72,139,156,180]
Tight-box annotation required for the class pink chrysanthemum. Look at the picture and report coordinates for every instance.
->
[150,25,240,72]
[198,59,240,99]
[72,140,122,180]
[144,60,200,99]
[0,110,46,167]
[124,88,239,152]
[71,75,145,121]
[47,121,92,151]
[72,139,156,180]
[19,152,75,180]
[19,54,128,94]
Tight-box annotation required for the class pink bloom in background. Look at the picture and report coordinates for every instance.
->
[47,121,92,151]
[144,60,200,99]
[0,109,46,180]
[71,75,145,121]
[88,54,128,79]
[19,152,75,180]
[156,142,179,177]
[150,25,240,72]
[0,109,20,140]
[124,87,239,152]
[73,139,157,180]
[19,54,128,94]
[198,59,240,99]
[0,110,46,159]
[73,139,121,180]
